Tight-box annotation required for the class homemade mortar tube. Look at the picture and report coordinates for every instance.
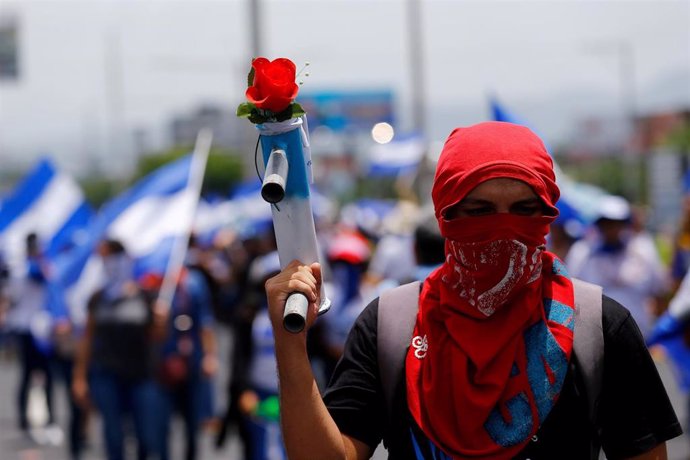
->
[257,117,330,333]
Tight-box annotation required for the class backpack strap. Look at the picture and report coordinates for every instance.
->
[377,281,421,423]
[377,278,604,431]
[572,278,604,429]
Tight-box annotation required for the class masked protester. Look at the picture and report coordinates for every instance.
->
[264,122,682,460]
[72,239,163,460]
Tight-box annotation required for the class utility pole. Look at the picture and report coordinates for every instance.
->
[582,39,640,200]
[249,0,262,59]
[104,25,127,178]
[407,0,426,141]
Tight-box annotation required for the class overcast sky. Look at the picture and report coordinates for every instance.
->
[0,0,688,176]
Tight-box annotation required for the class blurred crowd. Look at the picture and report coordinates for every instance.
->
[1,175,690,459]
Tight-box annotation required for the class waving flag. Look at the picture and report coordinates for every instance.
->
[368,134,426,177]
[489,95,552,154]
[0,157,93,274]
[194,179,336,243]
[489,96,531,128]
[51,150,207,325]
[0,158,92,351]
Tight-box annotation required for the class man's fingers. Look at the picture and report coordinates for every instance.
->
[287,277,318,302]
[266,260,323,333]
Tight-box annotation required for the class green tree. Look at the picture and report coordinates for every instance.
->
[134,145,245,196]
[79,177,119,208]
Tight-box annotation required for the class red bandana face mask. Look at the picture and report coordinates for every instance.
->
[405,122,575,460]
[440,213,554,318]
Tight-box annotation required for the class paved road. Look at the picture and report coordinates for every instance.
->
[0,327,687,459]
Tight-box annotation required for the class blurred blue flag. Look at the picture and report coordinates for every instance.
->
[368,134,425,177]
[489,96,531,127]
[0,157,93,272]
[489,95,553,155]
[194,179,335,242]
[50,155,195,325]
[193,180,273,242]
[648,312,690,392]
[0,157,93,352]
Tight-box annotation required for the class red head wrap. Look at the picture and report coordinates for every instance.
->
[432,121,559,221]
[405,121,575,459]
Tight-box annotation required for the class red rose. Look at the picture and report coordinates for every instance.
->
[245,57,299,114]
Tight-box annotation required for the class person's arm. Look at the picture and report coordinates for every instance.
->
[194,272,219,377]
[72,313,95,408]
[200,325,218,377]
[150,290,171,343]
[265,260,372,460]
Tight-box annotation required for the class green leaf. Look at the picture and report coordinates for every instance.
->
[291,103,306,118]
[247,67,255,87]
[236,102,256,118]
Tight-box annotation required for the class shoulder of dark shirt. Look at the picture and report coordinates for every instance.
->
[601,294,637,337]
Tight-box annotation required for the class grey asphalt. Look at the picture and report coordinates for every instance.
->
[0,326,687,459]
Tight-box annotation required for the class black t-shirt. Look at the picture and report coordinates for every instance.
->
[323,295,682,459]
[89,290,154,382]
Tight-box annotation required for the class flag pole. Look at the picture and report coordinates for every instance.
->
[156,128,213,307]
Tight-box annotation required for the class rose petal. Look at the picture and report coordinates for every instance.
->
[251,57,270,71]
[272,58,296,75]
[246,86,269,107]
[262,94,292,113]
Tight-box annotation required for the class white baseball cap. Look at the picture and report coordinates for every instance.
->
[595,195,631,222]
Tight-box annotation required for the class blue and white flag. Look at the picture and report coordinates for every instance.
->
[0,158,92,351]
[51,154,198,325]
[368,134,425,177]
[194,179,336,242]
[0,157,93,274]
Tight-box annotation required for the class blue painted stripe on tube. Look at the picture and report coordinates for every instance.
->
[259,127,310,199]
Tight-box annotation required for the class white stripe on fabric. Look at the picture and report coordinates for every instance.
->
[107,188,196,258]
[2,173,85,272]
[65,255,105,328]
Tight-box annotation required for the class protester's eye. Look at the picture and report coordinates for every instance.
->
[445,201,495,219]
[511,202,542,216]
[464,206,494,217]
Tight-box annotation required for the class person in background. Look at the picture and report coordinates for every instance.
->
[8,233,58,440]
[52,294,89,459]
[647,266,690,456]
[229,250,286,460]
[72,239,164,460]
[264,121,681,459]
[547,199,584,261]
[362,200,419,289]
[566,195,670,338]
[215,228,278,452]
[671,172,690,293]
[0,249,11,358]
[409,207,446,282]
[141,261,218,460]
[309,227,372,386]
